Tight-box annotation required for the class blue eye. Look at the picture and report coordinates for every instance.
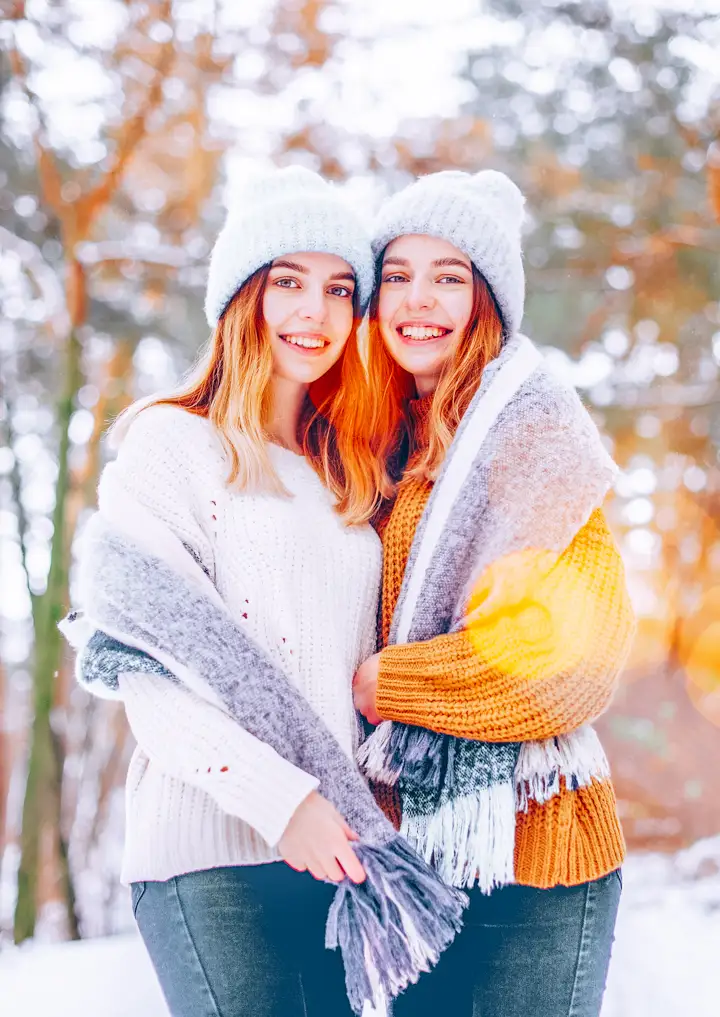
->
[329,285,353,298]
[438,275,464,284]
[383,273,407,284]
[275,277,300,288]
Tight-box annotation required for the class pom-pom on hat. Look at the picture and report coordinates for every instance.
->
[372,169,526,337]
[205,165,375,327]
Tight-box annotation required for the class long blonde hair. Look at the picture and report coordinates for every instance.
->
[365,264,505,489]
[115,265,383,525]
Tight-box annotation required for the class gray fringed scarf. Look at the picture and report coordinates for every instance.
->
[60,469,466,1016]
[358,333,625,891]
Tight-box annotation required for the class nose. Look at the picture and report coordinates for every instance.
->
[298,281,328,324]
[405,275,436,313]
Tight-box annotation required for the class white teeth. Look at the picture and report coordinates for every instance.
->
[400,326,447,339]
[283,335,326,348]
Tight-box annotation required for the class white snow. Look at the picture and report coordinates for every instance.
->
[0,931,168,1017]
[1,840,719,1016]
[602,838,720,1017]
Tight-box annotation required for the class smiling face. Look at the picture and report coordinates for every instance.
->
[263,251,357,386]
[377,234,475,396]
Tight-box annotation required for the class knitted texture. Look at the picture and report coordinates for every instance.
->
[372,169,525,336]
[358,334,635,891]
[119,670,320,880]
[205,164,374,325]
[79,404,382,879]
[63,406,467,1013]
[375,398,629,886]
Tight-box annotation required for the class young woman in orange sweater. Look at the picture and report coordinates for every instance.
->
[353,169,636,1017]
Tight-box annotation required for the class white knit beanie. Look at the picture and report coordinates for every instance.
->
[372,169,526,337]
[205,165,375,326]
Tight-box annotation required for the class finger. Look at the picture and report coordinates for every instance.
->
[337,843,366,884]
[323,857,346,883]
[340,820,360,841]
[308,863,327,882]
[284,859,307,873]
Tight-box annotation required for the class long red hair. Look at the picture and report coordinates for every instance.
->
[365,265,505,489]
[122,266,382,525]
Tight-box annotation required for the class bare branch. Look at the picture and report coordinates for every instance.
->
[76,240,200,269]
[77,1,176,238]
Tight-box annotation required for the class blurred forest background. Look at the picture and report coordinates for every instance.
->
[0,0,718,948]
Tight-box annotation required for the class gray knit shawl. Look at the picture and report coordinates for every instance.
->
[60,468,466,1015]
[358,333,623,891]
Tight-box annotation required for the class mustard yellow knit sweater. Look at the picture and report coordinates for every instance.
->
[374,398,632,888]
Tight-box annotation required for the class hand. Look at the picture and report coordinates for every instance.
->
[353,652,382,725]
[278,790,366,884]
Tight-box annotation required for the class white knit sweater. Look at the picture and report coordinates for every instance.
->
[110,405,382,885]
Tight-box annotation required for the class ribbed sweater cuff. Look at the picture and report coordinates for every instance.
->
[376,642,439,726]
[218,763,320,849]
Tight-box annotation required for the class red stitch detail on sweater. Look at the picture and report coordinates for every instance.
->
[220,766,229,773]
[242,612,248,619]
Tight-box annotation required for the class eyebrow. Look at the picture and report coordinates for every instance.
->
[271,259,309,274]
[270,260,356,284]
[382,255,471,270]
[433,257,472,270]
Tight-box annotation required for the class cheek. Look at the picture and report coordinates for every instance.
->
[263,287,302,329]
[328,300,354,344]
[446,289,474,333]
[261,288,283,329]
[377,288,402,344]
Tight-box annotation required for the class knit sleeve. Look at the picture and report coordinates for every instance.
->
[108,405,216,577]
[375,510,636,742]
[119,671,320,848]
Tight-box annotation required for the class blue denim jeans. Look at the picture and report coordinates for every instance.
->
[131,862,353,1017]
[392,870,622,1017]
[133,864,620,1017]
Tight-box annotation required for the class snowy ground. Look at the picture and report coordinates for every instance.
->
[1,840,719,1017]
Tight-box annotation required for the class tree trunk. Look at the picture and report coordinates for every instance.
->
[13,315,82,943]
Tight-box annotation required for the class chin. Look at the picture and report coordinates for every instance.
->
[273,355,332,386]
[278,365,328,385]
[399,352,446,378]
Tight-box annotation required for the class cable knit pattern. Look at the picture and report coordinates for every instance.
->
[374,396,628,888]
[113,405,381,884]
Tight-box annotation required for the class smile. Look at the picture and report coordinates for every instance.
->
[279,334,330,352]
[397,324,452,343]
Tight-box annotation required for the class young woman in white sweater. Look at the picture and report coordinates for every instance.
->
[88,167,383,1016]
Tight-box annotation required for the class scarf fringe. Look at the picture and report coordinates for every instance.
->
[325,838,468,1014]
[400,784,517,892]
[360,722,612,818]
[514,725,611,812]
[357,721,402,786]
